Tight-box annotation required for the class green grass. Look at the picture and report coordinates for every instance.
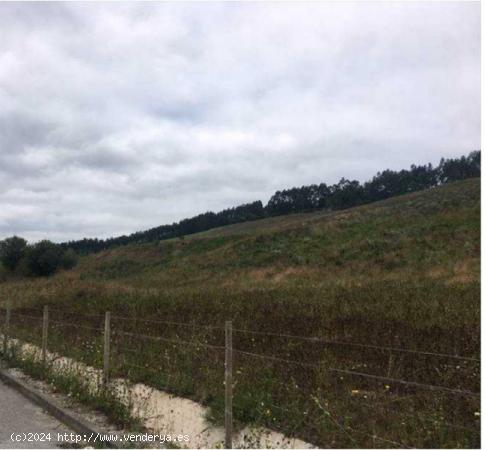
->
[0,178,480,448]
[2,342,140,434]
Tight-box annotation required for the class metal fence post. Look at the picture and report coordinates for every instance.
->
[42,305,49,366]
[3,300,11,356]
[225,320,233,449]
[103,311,111,387]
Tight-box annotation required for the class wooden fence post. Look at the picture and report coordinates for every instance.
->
[3,300,11,356]
[103,311,111,387]
[225,320,233,449]
[42,305,49,366]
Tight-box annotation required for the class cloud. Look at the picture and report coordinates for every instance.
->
[0,2,480,241]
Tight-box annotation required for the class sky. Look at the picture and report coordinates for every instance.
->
[0,2,480,242]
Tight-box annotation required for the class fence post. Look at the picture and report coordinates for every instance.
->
[225,320,233,449]
[103,311,111,387]
[42,305,49,366]
[3,300,11,357]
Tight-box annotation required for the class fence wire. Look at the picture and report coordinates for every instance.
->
[1,305,480,449]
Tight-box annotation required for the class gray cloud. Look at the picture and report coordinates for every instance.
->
[0,2,480,242]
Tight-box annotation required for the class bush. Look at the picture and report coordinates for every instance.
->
[0,239,80,277]
[25,240,66,276]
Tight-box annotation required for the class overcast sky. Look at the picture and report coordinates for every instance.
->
[0,2,480,242]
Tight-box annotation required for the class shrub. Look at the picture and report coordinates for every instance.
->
[22,240,78,277]
[25,240,64,276]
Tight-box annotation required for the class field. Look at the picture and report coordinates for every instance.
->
[0,178,480,447]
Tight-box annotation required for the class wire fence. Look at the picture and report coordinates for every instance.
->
[0,301,480,449]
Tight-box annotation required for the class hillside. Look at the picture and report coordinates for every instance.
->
[62,151,480,254]
[32,177,480,298]
[0,178,480,448]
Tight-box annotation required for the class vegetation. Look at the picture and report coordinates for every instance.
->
[2,342,139,432]
[63,151,480,254]
[24,240,78,276]
[0,177,480,447]
[0,236,27,271]
[0,238,78,278]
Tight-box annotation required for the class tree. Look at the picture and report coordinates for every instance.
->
[0,236,27,271]
[437,151,481,184]
[329,178,364,209]
[25,240,65,277]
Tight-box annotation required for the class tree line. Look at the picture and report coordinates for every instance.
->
[58,151,479,254]
[62,200,267,254]
[1,150,479,271]
[60,150,480,255]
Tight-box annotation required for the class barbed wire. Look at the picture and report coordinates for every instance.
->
[5,311,102,333]
[332,367,480,398]
[115,330,225,351]
[9,312,42,322]
[47,307,105,320]
[111,345,142,356]
[2,309,480,448]
[233,349,480,398]
[233,328,479,362]
[111,313,224,331]
[6,306,478,362]
[49,319,104,332]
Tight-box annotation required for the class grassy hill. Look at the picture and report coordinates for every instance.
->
[1,178,480,447]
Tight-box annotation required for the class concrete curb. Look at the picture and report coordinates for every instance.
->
[0,364,119,448]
